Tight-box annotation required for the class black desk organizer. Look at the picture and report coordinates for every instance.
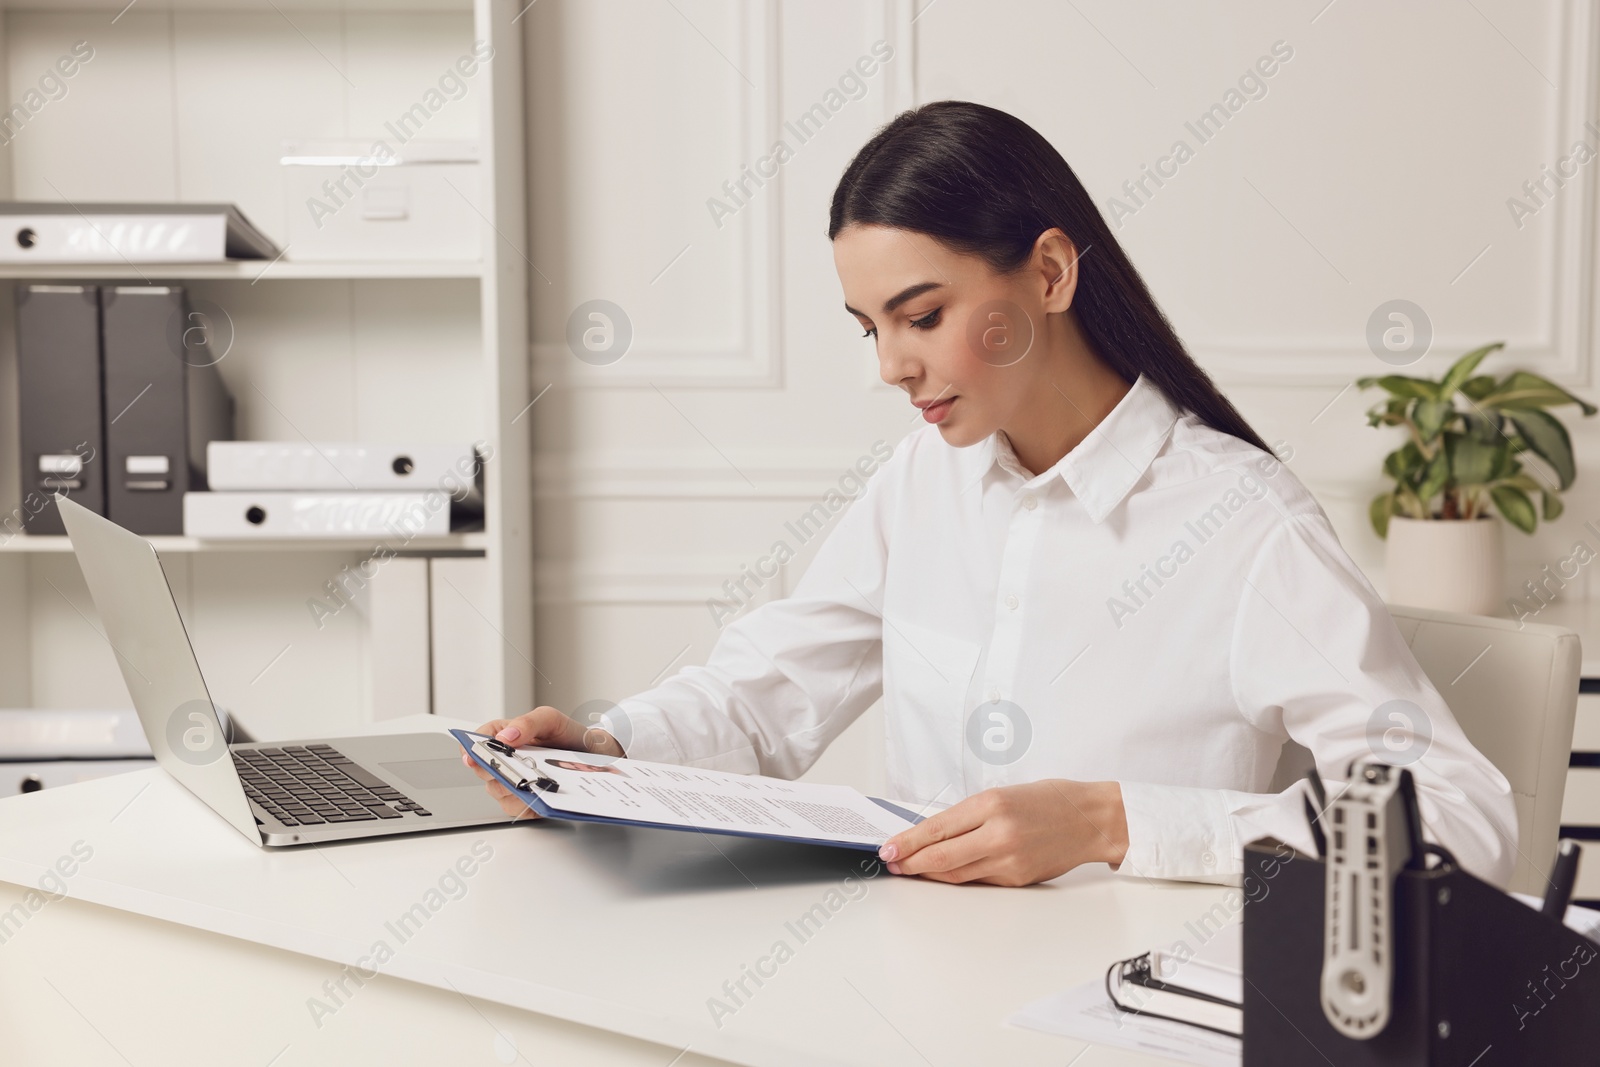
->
[1242,838,1600,1065]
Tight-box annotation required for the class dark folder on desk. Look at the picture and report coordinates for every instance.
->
[1242,838,1600,1064]
[102,286,233,534]
[15,284,105,535]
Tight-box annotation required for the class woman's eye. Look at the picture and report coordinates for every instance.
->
[861,327,876,338]
[910,308,941,329]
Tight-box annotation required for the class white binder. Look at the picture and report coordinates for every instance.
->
[0,202,279,262]
[0,759,157,798]
[0,708,152,759]
[207,442,481,491]
[183,492,452,538]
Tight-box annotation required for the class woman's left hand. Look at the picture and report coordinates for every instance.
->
[877,780,1129,886]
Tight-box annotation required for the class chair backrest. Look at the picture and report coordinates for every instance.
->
[1269,603,1580,895]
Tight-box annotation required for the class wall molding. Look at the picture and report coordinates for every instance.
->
[533,444,902,499]
[534,558,792,606]
[1200,0,1598,386]
[864,0,919,393]
[530,0,783,387]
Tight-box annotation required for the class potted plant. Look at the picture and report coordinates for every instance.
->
[1359,342,1597,615]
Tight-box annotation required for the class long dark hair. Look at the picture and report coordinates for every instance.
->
[828,100,1272,455]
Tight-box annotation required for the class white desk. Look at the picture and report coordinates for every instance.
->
[0,716,1231,1067]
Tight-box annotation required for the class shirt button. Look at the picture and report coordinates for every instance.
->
[1022,495,1037,510]
[1004,594,1019,611]
[986,687,1001,703]
[1201,850,1217,867]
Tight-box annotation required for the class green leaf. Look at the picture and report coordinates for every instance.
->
[1502,407,1576,489]
[1417,449,1450,505]
[1366,398,1409,427]
[1488,443,1515,481]
[1460,375,1498,401]
[1440,342,1504,396]
[1447,434,1499,486]
[1490,484,1537,533]
[1383,441,1427,486]
[1365,375,1442,401]
[1370,492,1395,539]
[1494,472,1543,495]
[1544,491,1565,521]
[1481,371,1599,416]
[1461,410,1501,444]
[1413,398,1453,441]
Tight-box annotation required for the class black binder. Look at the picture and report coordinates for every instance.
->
[1107,948,1242,1036]
[14,284,104,535]
[1242,836,1600,1064]
[101,286,233,534]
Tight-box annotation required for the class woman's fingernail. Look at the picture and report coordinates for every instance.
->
[496,726,520,742]
[879,843,898,862]
[887,861,902,875]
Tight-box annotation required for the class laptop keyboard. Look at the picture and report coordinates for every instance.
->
[232,743,432,827]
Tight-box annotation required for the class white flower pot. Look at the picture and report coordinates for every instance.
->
[1384,515,1504,616]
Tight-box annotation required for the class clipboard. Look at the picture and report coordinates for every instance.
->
[452,729,925,852]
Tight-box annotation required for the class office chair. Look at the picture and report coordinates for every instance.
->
[1268,603,1580,896]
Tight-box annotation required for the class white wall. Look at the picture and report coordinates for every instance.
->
[3,1,1595,793]
[524,0,1600,793]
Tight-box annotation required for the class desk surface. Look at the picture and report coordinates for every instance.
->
[0,716,1231,1067]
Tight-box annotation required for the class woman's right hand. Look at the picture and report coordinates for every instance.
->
[460,705,627,821]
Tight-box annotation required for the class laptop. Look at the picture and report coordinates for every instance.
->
[55,494,511,846]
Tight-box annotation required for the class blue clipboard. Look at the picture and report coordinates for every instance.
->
[451,729,924,852]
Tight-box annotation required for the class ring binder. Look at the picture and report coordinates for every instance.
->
[1243,762,1600,1063]
[1105,949,1243,1037]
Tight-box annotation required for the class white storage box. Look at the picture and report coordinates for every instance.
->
[280,139,482,262]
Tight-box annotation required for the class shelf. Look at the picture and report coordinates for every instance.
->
[0,532,488,555]
[0,260,483,282]
[0,0,474,11]
[0,0,531,724]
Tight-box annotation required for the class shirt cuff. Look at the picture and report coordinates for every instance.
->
[1113,780,1243,884]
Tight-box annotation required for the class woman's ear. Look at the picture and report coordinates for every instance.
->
[1034,228,1082,313]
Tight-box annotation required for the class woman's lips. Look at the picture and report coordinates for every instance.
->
[922,397,957,424]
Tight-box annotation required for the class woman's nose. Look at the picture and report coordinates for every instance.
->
[876,339,917,389]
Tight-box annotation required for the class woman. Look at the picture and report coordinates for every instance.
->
[466,101,1516,890]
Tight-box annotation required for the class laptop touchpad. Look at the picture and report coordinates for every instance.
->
[380,758,481,791]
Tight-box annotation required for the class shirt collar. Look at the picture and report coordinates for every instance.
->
[959,373,1182,523]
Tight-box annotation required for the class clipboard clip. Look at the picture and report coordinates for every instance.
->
[475,736,560,793]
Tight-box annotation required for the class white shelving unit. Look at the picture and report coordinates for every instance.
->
[0,261,485,280]
[0,0,531,739]
[0,533,491,553]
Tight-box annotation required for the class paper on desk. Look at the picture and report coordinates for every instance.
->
[1511,891,1600,941]
[1009,978,1240,1067]
[498,744,918,846]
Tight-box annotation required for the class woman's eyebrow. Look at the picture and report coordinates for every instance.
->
[844,281,944,318]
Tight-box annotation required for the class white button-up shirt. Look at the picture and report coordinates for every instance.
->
[607,373,1518,887]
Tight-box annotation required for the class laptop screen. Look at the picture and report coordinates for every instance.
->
[55,493,260,843]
